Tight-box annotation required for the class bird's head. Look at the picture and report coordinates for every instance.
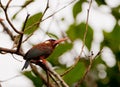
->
[44,37,68,48]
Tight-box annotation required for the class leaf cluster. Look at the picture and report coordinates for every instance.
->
[0,0,120,87]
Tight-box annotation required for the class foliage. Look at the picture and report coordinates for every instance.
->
[73,0,86,19]
[101,23,120,55]
[66,22,93,50]
[95,0,106,6]
[23,71,43,87]
[63,62,85,86]
[24,12,42,34]
[48,42,73,66]
[0,0,120,87]
[112,6,120,20]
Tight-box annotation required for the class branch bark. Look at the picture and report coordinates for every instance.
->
[30,64,55,87]
[0,0,23,34]
[60,0,93,77]
[16,14,30,52]
[36,61,69,87]
[75,50,102,87]
[0,47,24,56]
[0,22,14,41]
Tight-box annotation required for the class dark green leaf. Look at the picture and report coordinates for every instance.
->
[92,56,105,68]
[101,23,120,61]
[48,43,73,66]
[112,6,120,20]
[55,67,67,75]
[24,12,42,34]
[73,0,86,19]
[22,0,34,7]
[95,0,106,6]
[12,10,21,20]
[46,32,59,39]
[66,23,93,50]
[63,62,85,85]
[101,23,120,53]
[23,71,43,87]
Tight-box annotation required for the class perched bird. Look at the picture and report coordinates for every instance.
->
[22,38,67,70]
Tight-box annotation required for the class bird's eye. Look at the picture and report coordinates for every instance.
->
[44,41,50,44]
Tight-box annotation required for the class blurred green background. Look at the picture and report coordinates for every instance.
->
[0,0,120,87]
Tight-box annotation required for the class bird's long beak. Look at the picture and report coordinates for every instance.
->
[54,37,68,45]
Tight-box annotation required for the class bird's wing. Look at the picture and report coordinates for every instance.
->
[24,47,52,60]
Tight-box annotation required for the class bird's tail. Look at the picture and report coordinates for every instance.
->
[22,60,30,70]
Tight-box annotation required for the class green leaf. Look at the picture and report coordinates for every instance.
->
[73,0,86,19]
[63,62,85,85]
[66,23,93,50]
[12,0,34,19]
[23,71,43,87]
[92,56,105,68]
[101,23,120,53]
[48,43,73,66]
[112,6,120,20]
[46,32,59,39]
[55,67,67,75]
[23,0,34,7]
[24,12,42,34]
[95,0,106,6]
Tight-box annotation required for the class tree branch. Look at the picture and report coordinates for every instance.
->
[35,61,69,87]
[0,47,24,56]
[22,33,33,43]
[0,0,23,34]
[75,50,102,87]
[23,0,77,32]
[39,0,49,23]
[30,64,55,87]
[75,51,94,87]
[0,22,14,41]
[41,0,77,22]
[16,14,30,52]
[48,67,69,87]
[61,0,93,77]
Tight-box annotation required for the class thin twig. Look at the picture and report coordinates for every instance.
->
[48,67,69,87]
[0,0,22,34]
[75,50,102,87]
[31,61,61,87]
[36,61,69,87]
[0,22,14,41]
[39,0,49,23]
[11,54,23,62]
[22,33,33,43]
[24,0,77,31]
[16,14,30,52]
[30,64,55,87]
[5,0,11,10]
[0,75,21,82]
[48,73,61,87]
[46,69,50,87]
[75,51,94,87]
[61,0,92,77]
[41,0,77,22]
[19,0,49,37]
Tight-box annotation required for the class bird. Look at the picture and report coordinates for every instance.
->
[22,38,67,70]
